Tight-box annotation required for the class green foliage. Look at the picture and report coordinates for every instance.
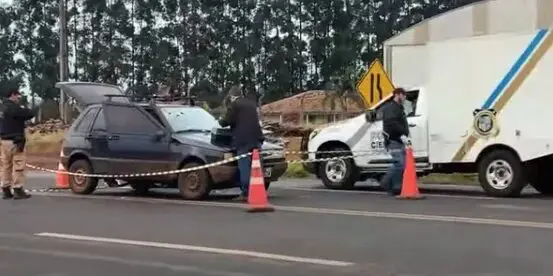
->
[284,163,311,178]
[0,0,483,105]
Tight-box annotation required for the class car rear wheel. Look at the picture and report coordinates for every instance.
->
[129,181,153,196]
[69,159,98,195]
[178,162,210,200]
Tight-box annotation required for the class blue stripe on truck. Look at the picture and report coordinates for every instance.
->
[481,29,547,109]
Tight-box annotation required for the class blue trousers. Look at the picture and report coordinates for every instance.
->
[381,140,406,194]
[236,144,262,196]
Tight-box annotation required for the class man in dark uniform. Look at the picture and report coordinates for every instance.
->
[1,87,35,199]
[219,86,264,201]
[381,88,411,196]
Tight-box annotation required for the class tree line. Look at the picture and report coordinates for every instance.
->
[0,0,482,109]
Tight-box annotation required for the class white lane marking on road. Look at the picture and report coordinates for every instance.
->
[35,232,354,267]
[480,204,537,211]
[272,186,495,200]
[35,192,553,230]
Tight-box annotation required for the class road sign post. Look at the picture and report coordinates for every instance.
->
[356,59,395,109]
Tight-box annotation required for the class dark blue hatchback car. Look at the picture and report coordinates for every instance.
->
[57,82,287,200]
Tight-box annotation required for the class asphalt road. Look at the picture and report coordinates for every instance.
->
[2,173,553,275]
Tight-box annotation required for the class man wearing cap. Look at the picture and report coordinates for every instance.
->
[1,87,35,199]
[381,88,411,196]
[219,86,264,201]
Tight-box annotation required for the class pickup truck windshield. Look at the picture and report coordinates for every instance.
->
[160,106,221,133]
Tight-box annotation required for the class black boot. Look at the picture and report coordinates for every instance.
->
[13,188,31,200]
[2,187,13,199]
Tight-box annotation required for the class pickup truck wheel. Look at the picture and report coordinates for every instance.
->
[129,181,152,196]
[178,162,210,200]
[478,150,525,197]
[68,159,98,195]
[318,147,357,190]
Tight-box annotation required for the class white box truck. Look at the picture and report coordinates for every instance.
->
[304,28,553,197]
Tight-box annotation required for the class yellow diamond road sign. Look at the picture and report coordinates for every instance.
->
[356,59,395,109]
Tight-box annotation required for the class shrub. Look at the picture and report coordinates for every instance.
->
[284,163,311,178]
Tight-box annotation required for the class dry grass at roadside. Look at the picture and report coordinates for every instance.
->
[26,130,65,154]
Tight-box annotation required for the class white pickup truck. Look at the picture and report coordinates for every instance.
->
[304,29,553,197]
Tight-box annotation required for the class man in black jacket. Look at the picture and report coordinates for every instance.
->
[219,87,264,201]
[1,87,36,200]
[381,88,411,196]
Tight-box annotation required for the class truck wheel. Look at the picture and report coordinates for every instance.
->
[318,147,358,190]
[129,181,153,196]
[477,150,525,197]
[178,162,210,200]
[68,159,98,195]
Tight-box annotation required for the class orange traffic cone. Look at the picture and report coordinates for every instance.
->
[247,149,275,213]
[396,146,425,200]
[55,150,69,189]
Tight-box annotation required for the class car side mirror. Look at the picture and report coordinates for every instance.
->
[365,110,377,123]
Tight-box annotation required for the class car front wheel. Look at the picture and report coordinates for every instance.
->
[178,162,210,200]
[318,147,357,190]
[69,159,98,195]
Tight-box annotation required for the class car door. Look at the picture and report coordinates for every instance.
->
[352,103,392,170]
[358,90,429,170]
[65,106,99,162]
[103,103,172,175]
[86,106,112,174]
[402,90,429,166]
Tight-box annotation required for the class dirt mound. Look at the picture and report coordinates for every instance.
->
[262,121,313,137]
[28,119,69,134]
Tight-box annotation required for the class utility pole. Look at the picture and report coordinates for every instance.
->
[58,0,68,123]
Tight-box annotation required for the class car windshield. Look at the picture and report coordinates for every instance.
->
[160,106,221,133]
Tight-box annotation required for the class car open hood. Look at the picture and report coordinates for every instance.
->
[56,82,130,110]
[172,132,284,152]
[172,132,224,151]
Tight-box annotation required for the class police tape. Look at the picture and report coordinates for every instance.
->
[25,150,386,179]
[24,152,380,193]
[266,149,376,155]
[25,152,252,178]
